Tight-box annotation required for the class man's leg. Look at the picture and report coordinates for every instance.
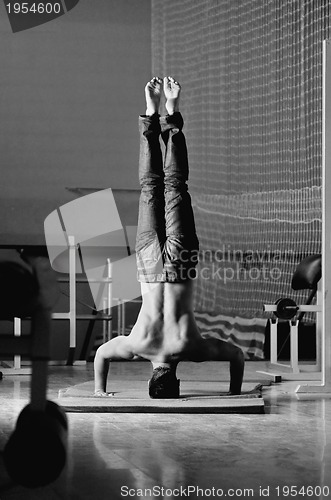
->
[160,77,199,281]
[135,77,166,282]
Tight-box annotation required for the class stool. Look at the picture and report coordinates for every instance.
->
[259,254,322,382]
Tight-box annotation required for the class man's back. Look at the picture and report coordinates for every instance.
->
[127,280,202,363]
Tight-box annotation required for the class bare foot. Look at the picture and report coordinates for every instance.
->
[164,76,181,115]
[145,76,163,116]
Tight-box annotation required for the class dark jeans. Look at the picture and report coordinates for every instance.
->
[135,112,199,283]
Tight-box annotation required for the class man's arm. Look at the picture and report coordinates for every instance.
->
[94,336,134,396]
[188,337,245,395]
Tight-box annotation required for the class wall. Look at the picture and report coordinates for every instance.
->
[0,0,151,245]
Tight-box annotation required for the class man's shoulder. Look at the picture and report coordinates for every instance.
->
[113,336,135,360]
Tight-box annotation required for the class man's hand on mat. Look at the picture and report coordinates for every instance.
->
[94,390,115,397]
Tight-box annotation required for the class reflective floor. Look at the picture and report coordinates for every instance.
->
[0,361,331,499]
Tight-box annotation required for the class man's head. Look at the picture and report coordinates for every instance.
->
[148,366,180,399]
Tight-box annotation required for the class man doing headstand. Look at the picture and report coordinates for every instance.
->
[94,77,244,398]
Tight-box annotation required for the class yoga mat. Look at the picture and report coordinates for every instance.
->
[57,380,267,414]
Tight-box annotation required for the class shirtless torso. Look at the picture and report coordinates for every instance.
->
[94,280,244,395]
[95,281,204,364]
[128,281,202,363]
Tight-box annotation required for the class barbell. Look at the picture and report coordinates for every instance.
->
[264,298,321,320]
